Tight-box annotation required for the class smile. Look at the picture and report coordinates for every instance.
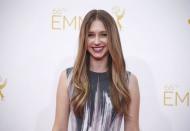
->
[92,46,104,52]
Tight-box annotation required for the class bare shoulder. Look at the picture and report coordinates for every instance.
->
[52,69,70,131]
[57,69,68,90]
[127,72,140,104]
[125,72,140,131]
[60,70,67,82]
[128,72,139,91]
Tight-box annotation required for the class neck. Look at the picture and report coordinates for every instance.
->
[89,55,109,73]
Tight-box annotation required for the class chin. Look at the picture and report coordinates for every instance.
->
[92,56,104,60]
[91,53,108,60]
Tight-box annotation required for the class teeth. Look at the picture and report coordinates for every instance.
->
[93,47,103,52]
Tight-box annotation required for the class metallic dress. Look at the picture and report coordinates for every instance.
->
[66,68,130,131]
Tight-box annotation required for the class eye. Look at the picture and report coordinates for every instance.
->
[101,33,107,37]
[88,33,94,37]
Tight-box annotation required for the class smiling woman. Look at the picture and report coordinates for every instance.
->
[52,9,140,131]
[87,19,109,60]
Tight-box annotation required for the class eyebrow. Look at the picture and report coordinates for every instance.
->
[88,31,107,33]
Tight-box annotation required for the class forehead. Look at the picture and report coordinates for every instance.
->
[89,19,106,32]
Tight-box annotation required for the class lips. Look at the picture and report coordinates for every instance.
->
[92,46,104,52]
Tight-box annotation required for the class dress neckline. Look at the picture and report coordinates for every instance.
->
[89,70,108,74]
[88,70,110,79]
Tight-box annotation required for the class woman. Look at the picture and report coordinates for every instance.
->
[52,9,140,131]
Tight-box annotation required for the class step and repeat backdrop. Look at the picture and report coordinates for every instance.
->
[0,0,190,131]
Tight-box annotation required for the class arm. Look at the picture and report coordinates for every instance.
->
[52,70,70,131]
[124,73,140,131]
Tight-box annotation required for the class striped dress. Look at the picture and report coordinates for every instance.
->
[66,67,131,131]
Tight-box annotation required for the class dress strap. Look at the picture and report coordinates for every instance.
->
[126,71,131,86]
[66,67,73,78]
[66,67,74,102]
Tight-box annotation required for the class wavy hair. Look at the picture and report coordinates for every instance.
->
[71,9,131,118]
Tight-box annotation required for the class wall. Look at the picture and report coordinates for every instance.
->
[0,0,190,131]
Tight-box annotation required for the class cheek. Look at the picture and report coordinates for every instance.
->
[87,40,93,46]
[87,41,92,48]
[87,43,92,52]
[87,39,93,48]
[101,37,108,43]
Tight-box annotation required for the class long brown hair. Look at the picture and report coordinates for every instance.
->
[71,9,131,118]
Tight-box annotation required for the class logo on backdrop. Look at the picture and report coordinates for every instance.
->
[51,7,126,31]
[112,7,125,30]
[188,18,190,25]
[51,8,83,31]
[163,84,189,107]
[0,76,7,101]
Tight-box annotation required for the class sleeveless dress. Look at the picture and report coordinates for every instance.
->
[66,67,131,131]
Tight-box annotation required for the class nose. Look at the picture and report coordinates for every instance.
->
[94,35,101,45]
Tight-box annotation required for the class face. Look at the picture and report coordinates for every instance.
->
[87,19,109,60]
